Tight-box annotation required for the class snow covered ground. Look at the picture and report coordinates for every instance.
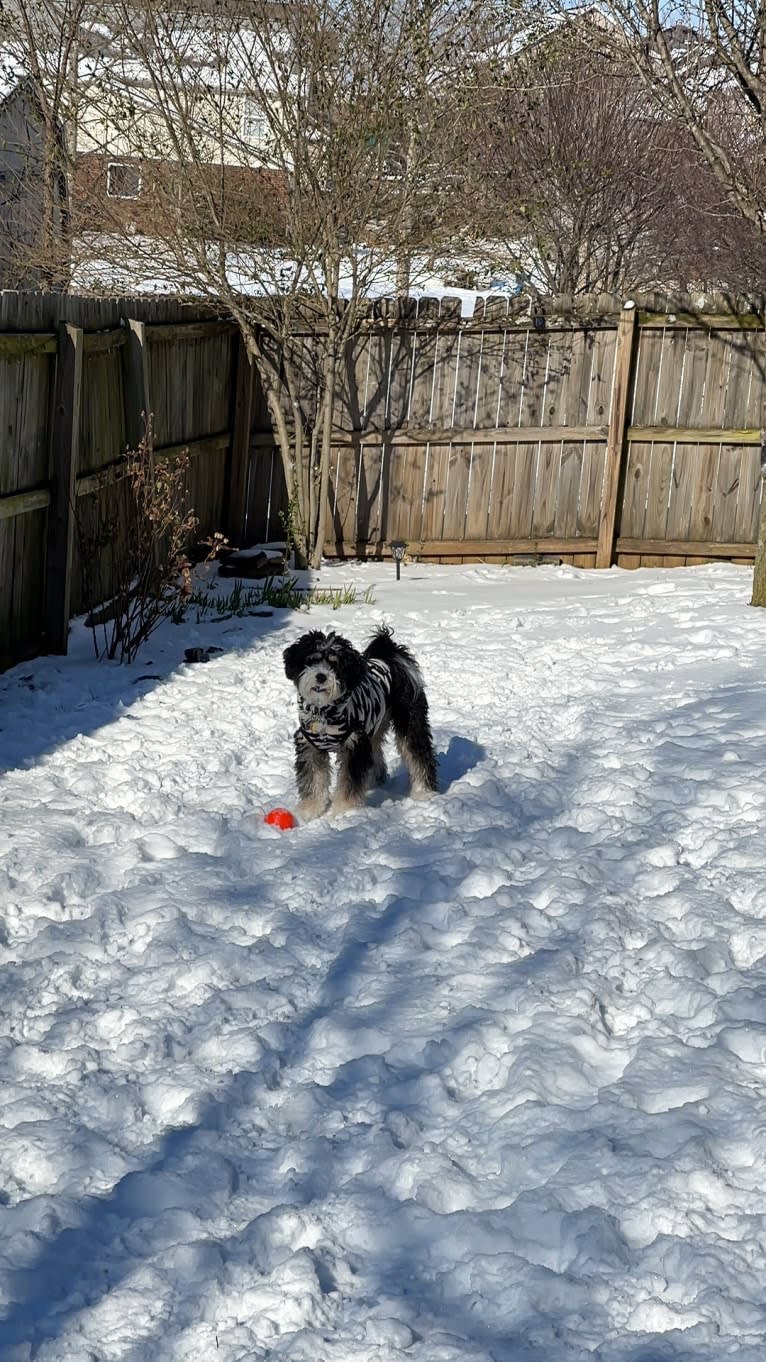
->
[2,559,766,1362]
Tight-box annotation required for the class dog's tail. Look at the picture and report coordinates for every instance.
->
[364,625,424,695]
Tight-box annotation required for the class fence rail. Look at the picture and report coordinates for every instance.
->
[2,289,766,670]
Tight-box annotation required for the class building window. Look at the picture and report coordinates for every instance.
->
[242,98,269,148]
[107,162,141,199]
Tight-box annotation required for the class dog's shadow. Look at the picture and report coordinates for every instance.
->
[369,734,486,806]
[437,735,487,790]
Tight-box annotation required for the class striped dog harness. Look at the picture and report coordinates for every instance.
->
[299,660,391,752]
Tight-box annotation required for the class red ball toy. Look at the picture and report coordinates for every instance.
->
[264,807,297,830]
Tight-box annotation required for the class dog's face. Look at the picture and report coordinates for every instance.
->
[283,630,366,706]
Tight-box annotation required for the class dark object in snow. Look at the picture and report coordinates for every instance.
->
[390,539,407,581]
[184,646,224,664]
[134,674,162,682]
[218,549,286,579]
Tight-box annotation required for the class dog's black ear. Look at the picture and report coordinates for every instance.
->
[335,637,367,691]
[283,634,313,682]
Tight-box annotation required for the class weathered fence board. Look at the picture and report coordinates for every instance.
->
[0,341,55,659]
[45,324,83,652]
[577,442,606,543]
[597,308,637,567]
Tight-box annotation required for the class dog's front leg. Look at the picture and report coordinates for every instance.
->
[294,730,331,821]
[332,732,374,815]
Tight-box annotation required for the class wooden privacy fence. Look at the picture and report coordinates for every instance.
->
[3,289,766,670]
[247,295,766,570]
[0,292,242,670]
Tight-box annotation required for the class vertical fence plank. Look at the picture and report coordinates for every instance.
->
[330,442,359,548]
[750,433,766,603]
[532,443,561,536]
[123,318,151,448]
[44,324,83,654]
[356,440,384,544]
[596,306,638,568]
[577,441,607,539]
[508,443,538,538]
[643,440,674,542]
[446,327,481,540]
[734,445,762,545]
[555,443,583,537]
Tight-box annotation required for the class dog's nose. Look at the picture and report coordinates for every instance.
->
[315,671,327,684]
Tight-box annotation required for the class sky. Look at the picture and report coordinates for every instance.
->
[1,557,766,1361]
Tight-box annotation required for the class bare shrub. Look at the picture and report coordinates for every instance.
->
[78,419,198,663]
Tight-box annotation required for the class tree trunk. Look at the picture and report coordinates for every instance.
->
[395,122,418,298]
[261,371,309,567]
[243,327,311,567]
[395,252,412,297]
[310,346,337,569]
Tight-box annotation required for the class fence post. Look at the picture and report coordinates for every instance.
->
[43,323,83,654]
[123,317,151,449]
[751,429,766,605]
[225,334,255,546]
[596,303,638,568]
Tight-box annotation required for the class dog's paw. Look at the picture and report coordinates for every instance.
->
[329,795,366,817]
[297,798,329,822]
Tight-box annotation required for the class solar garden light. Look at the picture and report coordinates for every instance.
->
[390,539,408,581]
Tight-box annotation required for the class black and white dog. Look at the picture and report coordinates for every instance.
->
[283,625,438,819]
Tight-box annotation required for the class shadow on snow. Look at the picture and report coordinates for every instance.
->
[2,678,758,1360]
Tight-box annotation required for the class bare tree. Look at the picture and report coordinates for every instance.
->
[598,1,766,237]
[55,0,497,567]
[458,16,711,295]
[0,0,97,285]
[594,0,766,601]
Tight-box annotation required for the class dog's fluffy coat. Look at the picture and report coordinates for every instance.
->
[283,625,438,819]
